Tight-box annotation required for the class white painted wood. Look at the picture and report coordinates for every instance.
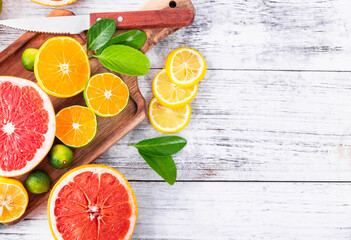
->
[3,0,351,70]
[2,182,351,240]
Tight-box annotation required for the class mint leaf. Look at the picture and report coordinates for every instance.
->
[93,45,150,76]
[129,136,187,156]
[87,19,116,51]
[138,150,177,185]
[96,30,147,54]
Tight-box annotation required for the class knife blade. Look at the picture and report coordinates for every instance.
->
[0,9,194,34]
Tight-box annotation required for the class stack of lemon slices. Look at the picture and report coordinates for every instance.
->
[149,47,206,133]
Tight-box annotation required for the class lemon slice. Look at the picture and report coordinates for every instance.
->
[148,97,191,133]
[0,177,28,223]
[165,47,207,87]
[153,69,198,108]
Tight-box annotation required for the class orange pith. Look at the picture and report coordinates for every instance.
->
[34,37,90,98]
[55,106,97,148]
[84,73,129,117]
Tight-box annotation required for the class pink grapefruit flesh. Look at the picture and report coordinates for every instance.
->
[0,76,55,177]
[48,165,137,240]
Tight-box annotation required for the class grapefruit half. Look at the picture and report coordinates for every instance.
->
[31,0,78,7]
[48,165,137,240]
[0,76,55,177]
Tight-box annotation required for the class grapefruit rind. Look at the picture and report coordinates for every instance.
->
[48,164,137,240]
[31,0,78,7]
[0,76,56,177]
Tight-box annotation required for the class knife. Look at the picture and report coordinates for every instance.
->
[0,9,194,34]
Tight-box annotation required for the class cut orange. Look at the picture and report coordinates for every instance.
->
[0,177,28,223]
[48,164,137,240]
[55,106,97,148]
[148,97,191,133]
[84,73,129,117]
[165,47,207,87]
[34,37,90,98]
[153,68,198,108]
[31,0,77,7]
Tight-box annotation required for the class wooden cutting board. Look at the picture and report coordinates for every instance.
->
[1,0,195,225]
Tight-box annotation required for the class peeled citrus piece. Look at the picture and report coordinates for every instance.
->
[84,73,129,117]
[34,37,90,98]
[48,164,137,240]
[0,177,28,223]
[31,0,77,7]
[0,77,56,177]
[148,97,191,133]
[165,47,206,87]
[153,68,198,108]
[55,106,97,148]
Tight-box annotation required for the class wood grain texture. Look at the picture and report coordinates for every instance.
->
[2,182,351,240]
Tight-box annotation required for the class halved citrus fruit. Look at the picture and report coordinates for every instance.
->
[148,97,191,133]
[0,76,56,177]
[153,68,198,108]
[34,37,90,98]
[48,164,137,240]
[84,73,129,117]
[31,0,77,7]
[165,47,207,87]
[0,177,28,223]
[55,106,97,148]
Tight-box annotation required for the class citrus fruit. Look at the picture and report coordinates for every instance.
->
[153,68,198,108]
[48,164,137,240]
[31,0,77,7]
[84,73,129,117]
[165,47,207,87]
[25,169,51,194]
[55,106,97,148]
[21,48,38,71]
[0,177,28,223]
[34,37,90,98]
[148,97,191,133]
[0,76,56,177]
[49,144,73,169]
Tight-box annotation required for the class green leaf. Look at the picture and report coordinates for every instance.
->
[129,136,187,156]
[138,150,177,185]
[93,45,150,76]
[96,30,147,54]
[87,19,116,51]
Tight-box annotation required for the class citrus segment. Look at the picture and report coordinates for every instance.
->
[0,177,28,223]
[55,106,97,148]
[153,68,198,108]
[48,165,137,240]
[0,77,55,177]
[165,47,206,87]
[31,0,77,7]
[34,37,90,98]
[84,73,129,117]
[148,97,191,133]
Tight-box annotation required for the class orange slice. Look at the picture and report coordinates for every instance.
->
[0,177,28,223]
[31,0,77,7]
[34,37,90,98]
[84,73,129,117]
[55,106,97,148]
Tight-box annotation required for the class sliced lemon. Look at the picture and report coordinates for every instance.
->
[148,97,191,133]
[0,177,28,223]
[153,69,198,108]
[165,47,206,87]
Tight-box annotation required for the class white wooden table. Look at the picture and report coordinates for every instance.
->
[2,0,351,239]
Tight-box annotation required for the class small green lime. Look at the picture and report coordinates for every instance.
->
[25,170,51,194]
[49,144,74,169]
[21,48,38,71]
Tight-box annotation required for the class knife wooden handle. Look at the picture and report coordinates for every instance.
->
[90,9,194,28]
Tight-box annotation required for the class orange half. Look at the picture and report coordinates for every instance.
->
[34,37,90,98]
[55,106,97,148]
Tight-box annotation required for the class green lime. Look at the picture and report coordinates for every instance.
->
[49,144,74,169]
[25,170,51,194]
[21,48,38,71]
